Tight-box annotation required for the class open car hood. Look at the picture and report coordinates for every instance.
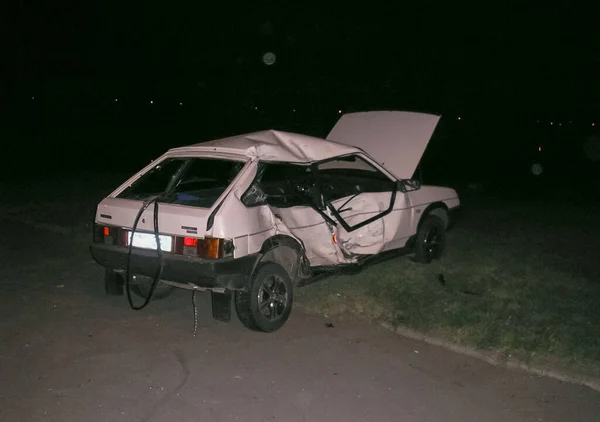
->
[326,111,441,180]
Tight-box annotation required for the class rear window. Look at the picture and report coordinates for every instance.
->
[117,157,245,208]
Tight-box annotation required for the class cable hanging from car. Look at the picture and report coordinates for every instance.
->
[125,195,164,310]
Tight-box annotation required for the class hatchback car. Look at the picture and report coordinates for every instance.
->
[90,111,460,332]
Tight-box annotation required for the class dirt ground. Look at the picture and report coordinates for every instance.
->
[1,218,600,422]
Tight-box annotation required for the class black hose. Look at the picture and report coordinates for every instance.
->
[125,195,165,310]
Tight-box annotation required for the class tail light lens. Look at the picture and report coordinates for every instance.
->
[93,224,127,245]
[175,236,234,259]
[198,238,221,259]
[183,237,198,247]
[182,236,198,256]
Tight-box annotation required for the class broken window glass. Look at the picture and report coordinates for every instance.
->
[118,157,245,208]
[242,162,315,208]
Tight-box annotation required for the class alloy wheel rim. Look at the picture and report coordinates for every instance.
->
[423,227,440,258]
[257,274,288,321]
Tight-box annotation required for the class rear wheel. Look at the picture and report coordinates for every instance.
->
[414,215,447,264]
[235,262,293,332]
[130,274,176,300]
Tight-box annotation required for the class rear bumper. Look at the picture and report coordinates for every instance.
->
[90,243,259,290]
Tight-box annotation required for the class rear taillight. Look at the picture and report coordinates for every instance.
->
[182,236,198,256]
[183,237,198,247]
[93,223,106,243]
[174,237,234,259]
[93,224,234,259]
[93,224,125,245]
[104,227,113,245]
[199,238,221,259]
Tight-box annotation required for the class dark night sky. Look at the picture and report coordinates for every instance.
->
[1,1,600,185]
[4,2,599,115]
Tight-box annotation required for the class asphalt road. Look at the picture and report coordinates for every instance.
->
[1,219,599,422]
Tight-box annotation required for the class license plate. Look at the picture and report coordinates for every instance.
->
[127,231,173,252]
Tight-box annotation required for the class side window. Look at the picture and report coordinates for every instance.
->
[315,155,397,232]
[175,159,244,192]
[118,157,245,208]
[242,162,315,208]
[316,155,395,202]
[118,158,186,199]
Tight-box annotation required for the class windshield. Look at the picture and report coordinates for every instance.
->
[117,157,246,208]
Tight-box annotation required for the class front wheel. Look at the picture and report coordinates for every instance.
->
[235,262,293,332]
[414,215,447,264]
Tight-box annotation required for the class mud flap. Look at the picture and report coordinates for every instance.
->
[105,269,124,296]
[211,289,232,322]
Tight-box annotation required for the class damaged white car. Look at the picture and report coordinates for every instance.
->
[90,111,460,332]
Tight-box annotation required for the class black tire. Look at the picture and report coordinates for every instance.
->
[105,269,124,295]
[414,215,447,264]
[130,274,176,300]
[235,262,294,333]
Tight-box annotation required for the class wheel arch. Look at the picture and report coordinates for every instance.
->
[418,202,449,230]
[259,234,305,255]
[406,202,449,250]
[255,234,311,285]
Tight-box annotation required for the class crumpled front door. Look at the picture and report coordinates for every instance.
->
[328,192,391,256]
[315,154,398,257]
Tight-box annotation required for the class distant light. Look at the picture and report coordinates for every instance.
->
[150,100,154,104]
[531,163,544,176]
[179,102,183,106]
[262,52,276,66]
[538,146,542,152]
[458,116,461,120]
[550,122,554,125]
[254,106,258,110]
[292,109,296,112]
[338,110,342,114]
[115,98,118,102]
[31,96,35,100]
[558,122,562,126]
[593,122,596,127]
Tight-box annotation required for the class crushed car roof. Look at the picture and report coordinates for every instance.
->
[168,130,362,164]
[168,111,441,180]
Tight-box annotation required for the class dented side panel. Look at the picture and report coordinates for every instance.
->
[266,206,348,266]
[203,158,455,267]
[208,160,343,265]
[329,191,414,256]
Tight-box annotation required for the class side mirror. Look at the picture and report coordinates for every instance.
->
[398,179,421,192]
[410,179,421,189]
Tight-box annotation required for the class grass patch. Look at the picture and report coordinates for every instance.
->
[297,199,600,376]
